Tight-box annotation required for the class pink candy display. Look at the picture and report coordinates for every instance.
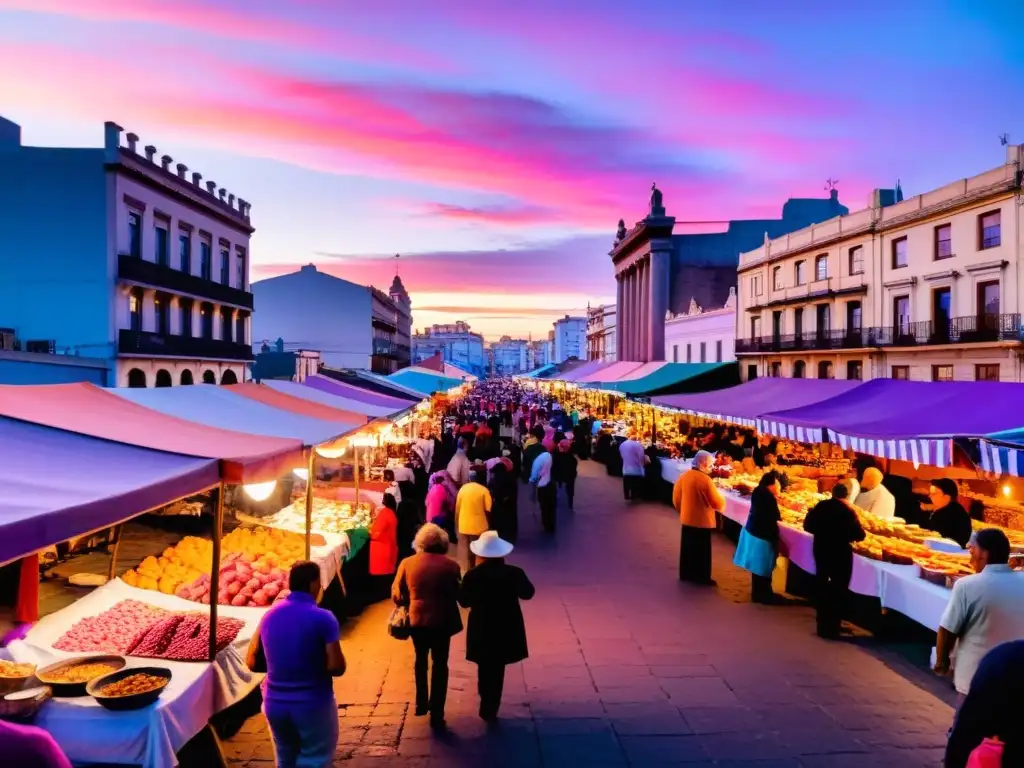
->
[53,600,245,660]
[176,555,290,608]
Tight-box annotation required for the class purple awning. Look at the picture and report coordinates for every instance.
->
[559,361,613,382]
[303,374,416,407]
[653,378,863,425]
[0,417,219,563]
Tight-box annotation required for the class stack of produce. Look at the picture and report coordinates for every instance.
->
[126,613,246,660]
[251,497,373,537]
[54,600,170,654]
[176,552,292,607]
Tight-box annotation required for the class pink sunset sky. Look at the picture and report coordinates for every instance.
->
[0,0,1020,339]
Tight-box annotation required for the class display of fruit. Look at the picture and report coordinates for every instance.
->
[176,552,290,608]
[54,600,170,654]
[253,498,372,537]
[127,614,245,661]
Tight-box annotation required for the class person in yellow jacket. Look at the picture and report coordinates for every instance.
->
[455,469,492,572]
[672,450,726,586]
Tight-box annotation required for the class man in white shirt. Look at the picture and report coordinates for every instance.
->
[619,434,648,502]
[855,467,896,519]
[446,438,471,487]
[529,446,556,534]
[936,528,1024,699]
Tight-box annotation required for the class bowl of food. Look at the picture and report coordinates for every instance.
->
[36,656,126,697]
[87,667,171,711]
[0,685,51,720]
[0,659,37,695]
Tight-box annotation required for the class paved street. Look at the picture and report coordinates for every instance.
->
[224,460,956,767]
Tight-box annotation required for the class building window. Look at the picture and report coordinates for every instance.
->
[816,304,830,338]
[891,365,909,380]
[699,342,706,363]
[715,340,723,362]
[750,317,761,339]
[979,210,1001,249]
[128,211,142,258]
[672,345,678,363]
[772,266,782,290]
[129,290,142,332]
[794,307,804,338]
[935,224,952,260]
[685,343,692,363]
[846,360,863,380]
[978,280,1000,320]
[221,308,233,342]
[153,294,168,334]
[976,364,1000,381]
[747,364,758,381]
[932,365,954,382]
[818,361,834,379]
[933,287,952,338]
[815,254,828,281]
[179,230,191,273]
[155,221,169,266]
[893,295,910,336]
[200,303,213,339]
[200,240,212,280]
[770,362,782,377]
[751,275,763,296]
[220,246,230,285]
[846,301,862,334]
[180,299,193,338]
[235,246,246,289]
[795,261,806,286]
[127,368,147,388]
[793,360,806,378]
[849,246,864,275]
[892,237,908,269]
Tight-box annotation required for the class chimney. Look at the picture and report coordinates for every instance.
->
[125,132,139,153]
[218,187,227,202]
[206,181,217,195]
[829,188,839,203]
[191,171,202,186]
[176,163,188,179]
[103,121,122,162]
[144,145,156,163]
[160,154,172,171]
[227,193,235,208]
[238,199,248,218]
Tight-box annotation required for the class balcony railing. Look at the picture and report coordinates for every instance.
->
[119,329,254,361]
[118,255,254,310]
[735,314,1023,354]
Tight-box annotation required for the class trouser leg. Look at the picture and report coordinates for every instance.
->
[412,632,430,711]
[477,662,506,718]
[429,633,451,720]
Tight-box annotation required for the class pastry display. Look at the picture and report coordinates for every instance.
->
[248,497,372,537]
[96,673,166,698]
[40,661,120,685]
[0,660,35,678]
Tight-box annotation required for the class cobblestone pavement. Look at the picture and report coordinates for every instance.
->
[224,460,956,767]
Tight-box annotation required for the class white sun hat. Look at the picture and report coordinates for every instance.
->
[470,530,514,559]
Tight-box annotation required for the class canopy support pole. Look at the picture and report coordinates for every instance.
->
[304,450,315,560]
[106,524,123,583]
[208,484,224,662]
[354,447,361,506]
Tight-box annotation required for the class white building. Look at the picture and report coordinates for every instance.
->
[527,337,553,369]
[586,304,617,362]
[552,315,587,363]
[251,264,412,374]
[0,117,253,387]
[665,288,737,364]
[413,321,486,376]
[490,336,529,375]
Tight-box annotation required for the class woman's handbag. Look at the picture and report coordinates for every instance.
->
[388,604,411,640]
[967,737,1003,768]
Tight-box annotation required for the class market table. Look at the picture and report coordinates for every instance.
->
[660,458,691,485]
[6,579,266,768]
[721,493,950,631]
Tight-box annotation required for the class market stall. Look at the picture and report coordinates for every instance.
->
[386,367,468,398]
[301,373,419,409]
[261,379,411,419]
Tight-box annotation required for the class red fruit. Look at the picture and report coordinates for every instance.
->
[245,577,261,591]
[230,593,248,607]
[227,582,241,597]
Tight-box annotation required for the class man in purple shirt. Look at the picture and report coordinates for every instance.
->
[247,561,346,768]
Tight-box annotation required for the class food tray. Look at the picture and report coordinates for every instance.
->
[0,685,51,721]
[917,565,954,586]
[87,666,172,711]
[36,655,126,697]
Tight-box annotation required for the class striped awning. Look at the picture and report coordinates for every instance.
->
[979,439,1024,476]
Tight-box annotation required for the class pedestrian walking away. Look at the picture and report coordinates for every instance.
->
[247,561,347,768]
[458,530,535,721]
[553,438,578,510]
[391,524,463,729]
[530,442,556,533]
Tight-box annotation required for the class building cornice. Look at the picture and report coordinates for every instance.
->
[609,216,675,262]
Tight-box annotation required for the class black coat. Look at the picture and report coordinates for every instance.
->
[459,560,535,665]
[746,486,781,545]
[803,498,866,567]
[553,451,578,483]
[927,501,973,548]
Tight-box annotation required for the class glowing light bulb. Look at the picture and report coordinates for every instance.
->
[293,468,309,481]
[315,444,346,459]
[243,480,277,501]
[1002,484,1011,498]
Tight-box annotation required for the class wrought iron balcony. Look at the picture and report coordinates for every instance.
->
[118,254,254,310]
[119,329,254,361]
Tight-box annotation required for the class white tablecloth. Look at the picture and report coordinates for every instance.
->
[7,579,266,768]
[660,459,692,485]
[721,493,950,631]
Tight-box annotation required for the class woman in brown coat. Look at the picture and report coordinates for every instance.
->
[391,523,462,729]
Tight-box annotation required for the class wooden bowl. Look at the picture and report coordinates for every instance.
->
[0,663,36,696]
[0,685,51,721]
[87,667,171,711]
[36,655,126,698]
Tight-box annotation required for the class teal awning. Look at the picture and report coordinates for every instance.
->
[387,369,464,396]
[595,362,736,396]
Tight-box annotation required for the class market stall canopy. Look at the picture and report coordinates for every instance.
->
[597,362,736,396]
[760,379,1024,467]
[519,364,556,378]
[416,354,478,381]
[653,378,863,426]
[109,384,364,447]
[301,375,416,408]
[386,367,466,397]
[979,426,1024,477]
[558,360,614,383]
[261,379,411,419]
[575,361,646,385]
[226,383,371,423]
[0,417,220,563]
[0,383,301,483]
[352,369,444,400]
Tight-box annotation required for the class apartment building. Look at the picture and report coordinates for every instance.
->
[0,117,253,387]
[586,304,617,362]
[490,336,529,375]
[412,321,486,376]
[665,288,737,365]
[552,315,587,363]
[735,144,1024,382]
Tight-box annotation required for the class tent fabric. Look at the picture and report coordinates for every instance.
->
[0,417,219,563]
[653,378,863,427]
[759,379,1024,467]
[303,375,416,411]
[262,380,408,419]
[0,383,300,483]
[519,364,556,379]
[576,361,645,384]
[440,362,476,381]
[109,385,363,446]
[559,360,613,383]
[599,361,665,383]
[417,352,445,372]
[301,375,415,408]
[226,383,371,423]
[598,363,731,396]
[354,370,438,400]
[979,439,1024,477]
[387,368,465,396]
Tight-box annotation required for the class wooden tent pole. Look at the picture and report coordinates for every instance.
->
[304,450,315,560]
[208,484,224,662]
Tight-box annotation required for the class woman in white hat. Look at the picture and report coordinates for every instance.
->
[458,530,535,720]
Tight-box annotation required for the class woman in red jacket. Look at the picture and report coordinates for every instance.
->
[369,494,399,601]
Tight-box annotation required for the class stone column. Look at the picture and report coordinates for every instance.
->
[626,268,636,361]
[640,259,650,362]
[616,275,624,361]
[649,248,670,361]
[633,266,642,362]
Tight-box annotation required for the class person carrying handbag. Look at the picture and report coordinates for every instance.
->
[391,523,462,730]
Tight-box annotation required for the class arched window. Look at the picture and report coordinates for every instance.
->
[221,369,238,385]
[202,370,216,384]
[127,368,147,388]
[155,369,172,388]
[818,361,834,379]
[180,369,194,385]
[770,362,782,377]
[793,360,806,378]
